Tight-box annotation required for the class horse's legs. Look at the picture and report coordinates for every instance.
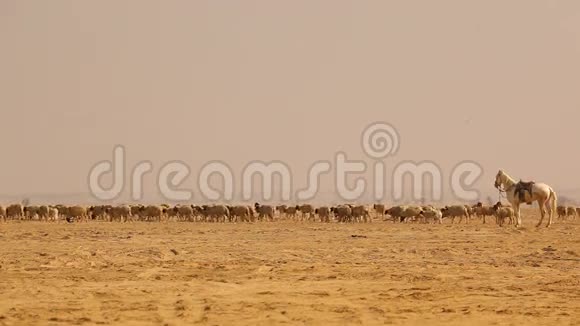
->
[536,204,546,227]
[514,205,522,227]
[536,200,546,228]
[547,196,555,228]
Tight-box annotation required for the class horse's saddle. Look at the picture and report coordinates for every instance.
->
[515,180,535,204]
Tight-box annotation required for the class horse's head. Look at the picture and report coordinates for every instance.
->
[494,170,504,189]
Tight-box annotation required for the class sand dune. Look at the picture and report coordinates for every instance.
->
[0,210,578,325]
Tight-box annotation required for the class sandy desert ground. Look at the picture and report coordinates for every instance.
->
[1,210,579,326]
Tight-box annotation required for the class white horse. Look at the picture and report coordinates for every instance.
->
[494,169,557,228]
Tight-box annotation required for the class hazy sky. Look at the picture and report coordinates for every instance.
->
[1,1,579,204]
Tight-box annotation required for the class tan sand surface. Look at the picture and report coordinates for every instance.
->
[1,211,579,325]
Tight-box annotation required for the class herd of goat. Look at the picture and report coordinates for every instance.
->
[0,202,578,226]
